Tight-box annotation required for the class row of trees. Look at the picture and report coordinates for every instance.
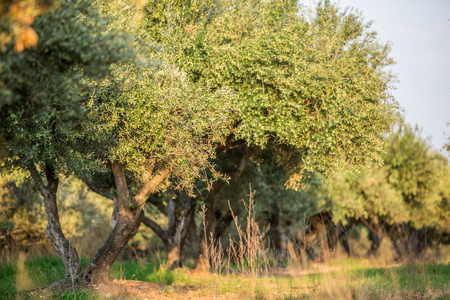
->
[1,0,446,287]
[2,122,448,268]
[322,125,450,259]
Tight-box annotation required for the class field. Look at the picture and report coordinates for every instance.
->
[1,254,449,299]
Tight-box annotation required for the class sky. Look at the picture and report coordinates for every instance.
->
[301,0,450,154]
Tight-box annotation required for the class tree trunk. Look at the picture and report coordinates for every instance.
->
[309,213,330,262]
[142,196,196,269]
[366,224,385,257]
[30,164,82,281]
[194,146,253,269]
[389,224,429,260]
[82,206,143,283]
[168,197,195,269]
[214,209,239,240]
[269,205,287,261]
[338,224,353,256]
[82,162,167,284]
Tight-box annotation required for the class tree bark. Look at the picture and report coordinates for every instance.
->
[309,213,330,262]
[338,224,353,256]
[167,197,195,269]
[389,224,429,260]
[214,208,239,240]
[366,222,385,257]
[84,174,193,270]
[30,164,82,281]
[82,162,168,284]
[141,196,196,269]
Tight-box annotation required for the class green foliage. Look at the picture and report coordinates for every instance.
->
[146,0,399,181]
[0,0,133,177]
[324,123,450,234]
[0,170,46,249]
[0,171,114,256]
[322,167,405,225]
[383,125,450,230]
[86,61,238,193]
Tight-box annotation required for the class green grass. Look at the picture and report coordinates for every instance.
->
[354,264,450,298]
[0,256,449,299]
[111,261,178,285]
[0,256,93,299]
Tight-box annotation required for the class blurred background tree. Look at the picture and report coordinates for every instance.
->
[323,124,450,260]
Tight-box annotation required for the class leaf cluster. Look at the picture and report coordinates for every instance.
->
[0,0,133,177]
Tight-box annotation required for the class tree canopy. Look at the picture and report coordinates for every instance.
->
[0,0,132,176]
[323,124,450,242]
[146,0,399,182]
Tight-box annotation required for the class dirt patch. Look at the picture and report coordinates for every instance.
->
[94,279,198,299]
[28,277,241,300]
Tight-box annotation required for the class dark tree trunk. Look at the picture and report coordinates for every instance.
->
[268,205,287,260]
[325,223,352,257]
[309,213,331,262]
[194,146,253,269]
[30,164,82,281]
[338,224,353,256]
[82,204,143,283]
[389,224,429,260]
[366,224,385,257]
[214,209,239,240]
[85,178,196,271]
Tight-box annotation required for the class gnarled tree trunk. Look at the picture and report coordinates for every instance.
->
[82,162,168,284]
[268,204,287,261]
[366,222,385,257]
[30,164,82,281]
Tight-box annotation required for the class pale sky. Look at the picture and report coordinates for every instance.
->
[302,0,450,154]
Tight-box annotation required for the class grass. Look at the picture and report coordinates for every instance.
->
[0,255,448,299]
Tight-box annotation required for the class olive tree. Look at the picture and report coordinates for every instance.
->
[0,0,236,284]
[323,124,450,258]
[0,0,135,282]
[143,0,400,266]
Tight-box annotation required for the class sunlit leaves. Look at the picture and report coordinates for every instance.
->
[323,123,450,233]
[86,51,238,194]
[146,0,399,184]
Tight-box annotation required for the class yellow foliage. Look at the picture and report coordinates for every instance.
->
[0,0,49,52]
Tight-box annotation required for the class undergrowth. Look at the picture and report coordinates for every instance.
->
[1,189,449,299]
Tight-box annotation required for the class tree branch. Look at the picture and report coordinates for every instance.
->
[215,139,246,154]
[82,177,113,200]
[28,163,44,188]
[135,169,170,203]
[146,197,168,216]
[141,216,169,244]
[111,162,129,207]
[167,196,179,236]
